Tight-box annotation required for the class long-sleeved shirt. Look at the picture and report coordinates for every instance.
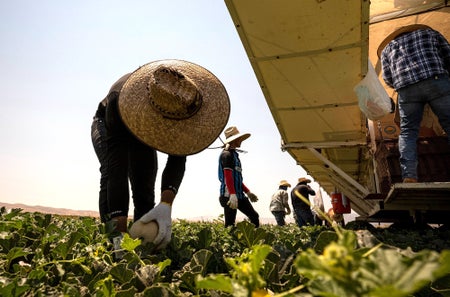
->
[218,149,246,199]
[270,188,290,212]
[381,28,450,90]
[291,183,315,210]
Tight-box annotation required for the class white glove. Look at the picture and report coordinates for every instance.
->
[247,192,258,202]
[227,194,238,209]
[139,202,172,249]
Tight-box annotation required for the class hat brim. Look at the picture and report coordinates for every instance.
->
[118,60,230,156]
[377,24,431,58]
[224,132,251,144]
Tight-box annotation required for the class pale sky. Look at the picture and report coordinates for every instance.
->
[0,0,336,221]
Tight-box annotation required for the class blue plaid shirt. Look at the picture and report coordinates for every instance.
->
[381,28,450,90]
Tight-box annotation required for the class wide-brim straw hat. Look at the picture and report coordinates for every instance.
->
[118,59,230,156]
[223,126,250,144]
[298,177,311,184]
[377,24,432,58]
[279,180,291,187]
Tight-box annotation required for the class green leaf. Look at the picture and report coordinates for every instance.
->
[142,284,179,297]
[191,249,213,275]
[110,263,134,284]
[234,221,275,248]
[116,287,138,297]
[94,275,116,297]
[121,233,141,251]
[0,279,31,297]
[156,258,171,276]
[249,245,272,274]
[28,267,47,281]
[433,250,450,279]
[6,247,29,271]
[196,227,214,249]
[196,274,234,293]
[313,231,338,254]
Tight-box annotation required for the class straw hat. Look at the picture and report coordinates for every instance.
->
[279,180,291,187]
[223,126,250,144]
[118,59,230,156]
[298,177,311,184]
[377,24,432,58]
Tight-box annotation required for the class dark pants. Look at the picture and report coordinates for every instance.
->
[271,211,286,226]
[293,207,314,227]
[314,213,324,226]
[91,118,108,222]
[104,95,157,221]
[219,196,260,227]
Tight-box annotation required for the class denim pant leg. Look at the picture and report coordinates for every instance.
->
[398,75,450,179]
[91,118,108,222]
[302,209,315,226]
[397,88,426,179]
[427,76,450,142]
[272,211,286,226]
[294,208,314,227]
[294,208,306,227]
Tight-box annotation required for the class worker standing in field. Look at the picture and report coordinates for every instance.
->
[91,59,230,251]
[269,180,291,226]
[378,24,450,183]
[218,126,260,227]
[291,177,315,227]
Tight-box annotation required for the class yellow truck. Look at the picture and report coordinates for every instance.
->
[225,0,450,224]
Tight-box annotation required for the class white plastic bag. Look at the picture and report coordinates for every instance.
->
[354,61,393,120]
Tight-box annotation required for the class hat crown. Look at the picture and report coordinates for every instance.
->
[118,59,231,156]
[298,177,311,183]
[224,126,240,139]
[279,180,291,187]
[149,66,202,120]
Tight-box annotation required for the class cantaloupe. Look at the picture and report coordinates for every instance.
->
[129,220,158,244]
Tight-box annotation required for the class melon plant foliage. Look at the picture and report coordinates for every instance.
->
[1,206,450,297]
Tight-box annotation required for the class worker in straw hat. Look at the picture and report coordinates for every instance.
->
[269,180,292,226]
[290,177,316,227]
[378,24,450,183]
[91,59,230,251]
[218,126,260,227]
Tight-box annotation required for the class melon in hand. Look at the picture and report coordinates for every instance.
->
[129,220,158,244]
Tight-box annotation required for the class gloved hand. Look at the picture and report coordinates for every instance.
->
[227,194,238,209]
[138,202,172,249]
[247,192,258,202]
[286,208,291,215]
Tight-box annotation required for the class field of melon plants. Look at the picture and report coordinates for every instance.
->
[1,206,450,296]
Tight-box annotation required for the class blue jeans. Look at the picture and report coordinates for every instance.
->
[293,208,314,227]
[271,211,286,226]
[397,75,450,179]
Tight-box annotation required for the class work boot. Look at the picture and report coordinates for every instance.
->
[403,177,418,183]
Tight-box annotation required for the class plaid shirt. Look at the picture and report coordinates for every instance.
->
[381,28,450,90]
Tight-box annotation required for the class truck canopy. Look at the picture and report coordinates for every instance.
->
[225,0,450,221]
